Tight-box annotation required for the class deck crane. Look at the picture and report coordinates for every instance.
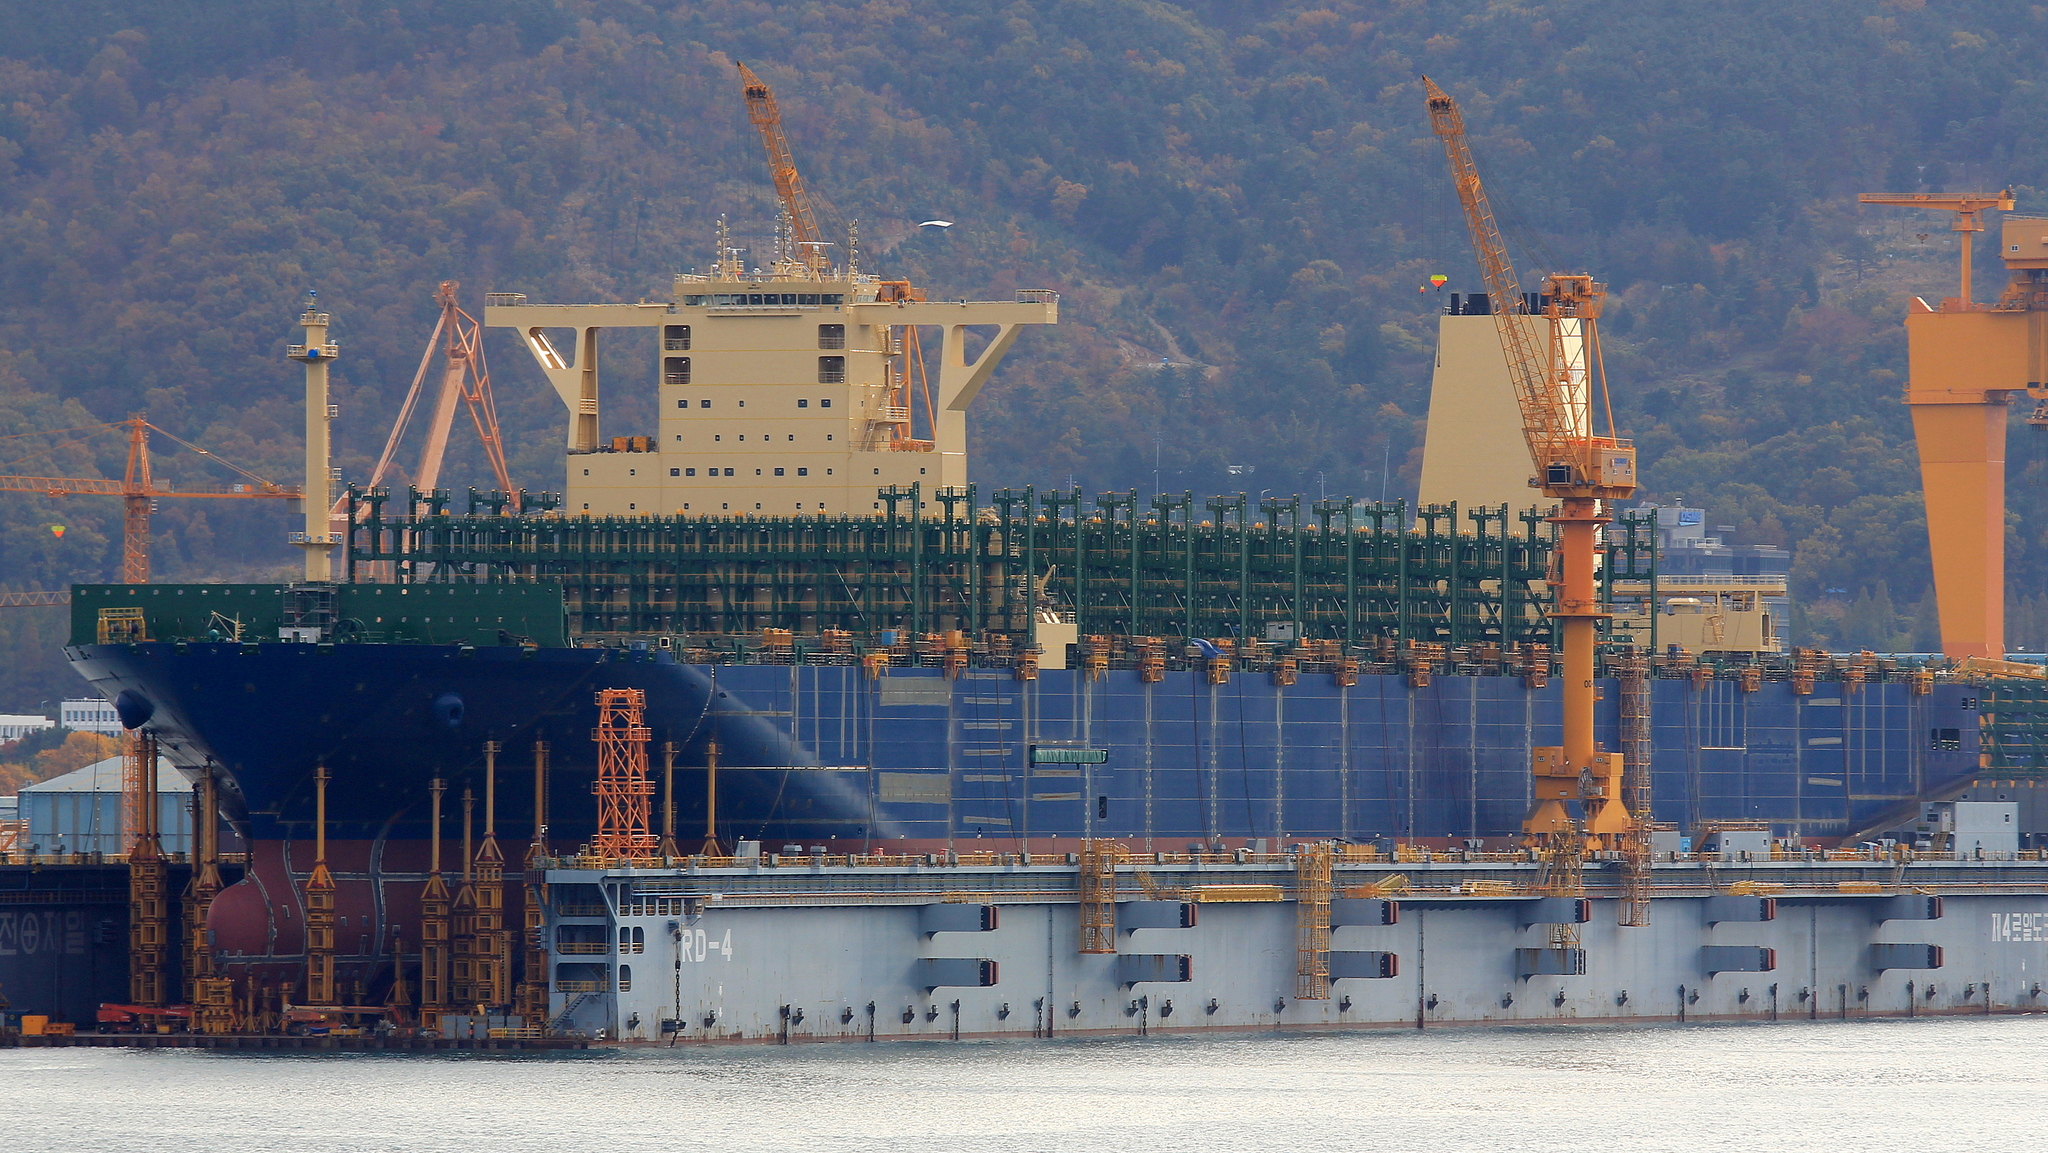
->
[1424,78,1638,856]
[0,417,300,584]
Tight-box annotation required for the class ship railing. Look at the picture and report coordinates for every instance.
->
[517,847,2048,879]
[554,942,609,955]
[552,980,610,993]
[1646,848,2045,864]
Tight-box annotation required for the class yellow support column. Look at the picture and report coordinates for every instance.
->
[284,294,340,581]
[303,766,337,1008]
[419,779,451,1032]
[125,731,169,1007]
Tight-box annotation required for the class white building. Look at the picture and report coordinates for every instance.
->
[0,714,56,742]
[18,756,193,856]
[59,698,122,736]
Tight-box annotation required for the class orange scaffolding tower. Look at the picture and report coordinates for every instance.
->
[593,689,658,861]
[1077,841,1117,954]
[1294,843,1334,999]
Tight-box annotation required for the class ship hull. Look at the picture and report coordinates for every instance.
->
[64,640,1982,985]
[67,641,1981,848]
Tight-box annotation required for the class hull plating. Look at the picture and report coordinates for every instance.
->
[67,642,1981,848]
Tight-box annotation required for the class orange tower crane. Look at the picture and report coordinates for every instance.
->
[1425,77,1637,850]
[734,64,938,449]
[1857,189,2048,660]
[0,417,300,583]
[738,61,831,277]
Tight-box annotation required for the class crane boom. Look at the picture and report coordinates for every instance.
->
[737,62,830,276]
[1424,77,1636,854]
[1424,79,1549,458]
[1424,78,1615,486]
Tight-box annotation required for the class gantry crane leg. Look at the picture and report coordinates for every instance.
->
[1894,296,2042,661]
[1909,396,2008,660]
[1859,189,2047,662]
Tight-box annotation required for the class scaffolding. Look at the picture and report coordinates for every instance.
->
[1077,840,1117,954]
[593,689,658,861]
[346,487,1555,646]
[516,741,552,1026]
[451,789,477,1006]
[474,741,510,1010]
[1294,843,1334,1000]
[186,769,235,1032]
[1617,653,1654,927]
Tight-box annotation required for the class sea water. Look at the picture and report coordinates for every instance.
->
[1,1016,2034,1152]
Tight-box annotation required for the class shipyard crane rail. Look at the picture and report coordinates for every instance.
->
[1424,77,1637,850]
[0,417,300,583]
[738,61,832,277]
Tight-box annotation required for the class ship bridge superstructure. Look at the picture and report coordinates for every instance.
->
[485,268,1055,519]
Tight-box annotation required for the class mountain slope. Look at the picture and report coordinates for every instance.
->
[1,0,2044,707]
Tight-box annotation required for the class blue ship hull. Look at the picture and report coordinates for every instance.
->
[65,641,1982,848]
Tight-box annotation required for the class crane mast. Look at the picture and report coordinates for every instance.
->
[1424,77,1638,850]
[737,62,831,277]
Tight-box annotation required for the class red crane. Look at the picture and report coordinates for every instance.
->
[344,280,513,515]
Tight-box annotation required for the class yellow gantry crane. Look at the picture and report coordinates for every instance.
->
[1856,189,2048,661]
[1424,77,1637,850]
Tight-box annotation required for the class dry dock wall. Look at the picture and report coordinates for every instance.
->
[544,860,2048,1043]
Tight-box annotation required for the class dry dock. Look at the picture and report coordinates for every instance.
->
[539,847,2048,1044]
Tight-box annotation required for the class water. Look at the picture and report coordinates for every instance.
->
[2,1016,2038,1152]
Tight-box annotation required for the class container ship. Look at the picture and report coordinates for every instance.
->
[59,251,1990,988]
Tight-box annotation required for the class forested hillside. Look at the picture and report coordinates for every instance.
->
[2,0,2047,706]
